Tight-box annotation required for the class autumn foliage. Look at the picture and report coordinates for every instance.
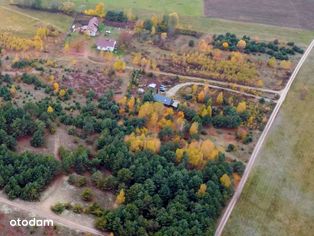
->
[176,139,219,168]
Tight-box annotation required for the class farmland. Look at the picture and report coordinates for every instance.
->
[5,0,314,44]
[223,49,314,236]
[204,0,314,30]
[35,0,204,17]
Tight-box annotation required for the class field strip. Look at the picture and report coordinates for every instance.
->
[214,38,314,236]
[0,5,63,32]
[0,194,104,235]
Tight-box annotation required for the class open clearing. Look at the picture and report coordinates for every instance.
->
[0,7,38,37]
[223,49,314,235]
[0,4,72,34]
[204,0,314,30]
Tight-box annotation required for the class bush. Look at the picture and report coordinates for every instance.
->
[81,188,94,201]
[226,144,235,152]
[68,174,87,187]
[243,134,253,144]
[105,11,128,22]
[51,203,65,214]
[188,40,195,47]
[73,204,84,214]
[213,33,303,59]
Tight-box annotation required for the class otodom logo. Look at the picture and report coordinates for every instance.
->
[10,218,54,227]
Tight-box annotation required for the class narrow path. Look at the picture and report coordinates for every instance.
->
[133,67,282,95]
[0,195,104,236]
[166,82,273,102]
[214,39,314,236]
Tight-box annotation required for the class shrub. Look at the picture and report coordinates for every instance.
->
[73,204,84,214]
[81,188,94,201]
[68,174,87,187]
[188,40,195,47]
[51,203,65,214]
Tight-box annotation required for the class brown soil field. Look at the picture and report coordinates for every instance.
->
[204,0,314,30]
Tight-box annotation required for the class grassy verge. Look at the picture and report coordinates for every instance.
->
[223,49,314,236]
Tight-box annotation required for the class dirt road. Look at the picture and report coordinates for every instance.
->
[165,82,273,101]
[214,39,314,236]
[0,194,104,235]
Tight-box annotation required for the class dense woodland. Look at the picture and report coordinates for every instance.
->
[0,69,244,234]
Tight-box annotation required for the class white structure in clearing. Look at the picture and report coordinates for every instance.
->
[96,38,117,52]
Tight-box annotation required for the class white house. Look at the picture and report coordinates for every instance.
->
[79,17,99,36]
[96,38,117,52]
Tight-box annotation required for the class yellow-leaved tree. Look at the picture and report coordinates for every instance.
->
[189,122,199,136]
[236,101,247,113]
[200,139,217,160]
[216,92,224,105]
[53,82,59,92]
[127,96,135,112]
[222,42,229,49]
[175,148,185,162]
[115,189,125,205]
[280,60,292,70]
[47,106,54,113]
[268,57,277,68]
[95,3,105,17]
[197,90,205,103]
[59,89,66,97]
[197,183,207,196]
[237,39,246,50]
[114,60,126,72]
[220,174,231,188]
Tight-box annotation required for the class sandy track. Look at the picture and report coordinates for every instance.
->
[0,194,105,236]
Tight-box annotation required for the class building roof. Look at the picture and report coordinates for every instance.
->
[88,17,99,33]
[88,17,99,27]
[96,38,116,48]
[153,94,173,106]
[148,83,157,88]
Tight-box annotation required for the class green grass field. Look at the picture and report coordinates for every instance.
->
[0,4,72,36]
[3,0,314,44]
[223,49,314,236]
[0,7,38,37]
[180,16,314,45]
[64,0,203,17]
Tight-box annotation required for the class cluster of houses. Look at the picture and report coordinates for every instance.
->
[72,17,178,109]
[72,17,117,52]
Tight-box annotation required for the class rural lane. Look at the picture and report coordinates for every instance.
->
[0,195,105,236]
[214,39,314,236]
[127,66,282,95]
[165,82,273,101]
